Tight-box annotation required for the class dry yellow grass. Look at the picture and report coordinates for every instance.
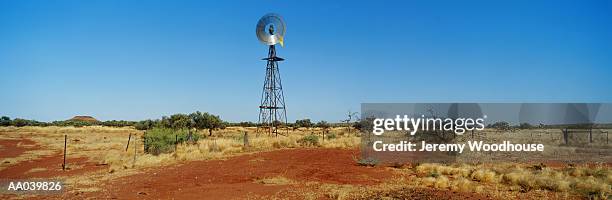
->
[0,126,361,195]
[254,176,296,185]
[24,167,47,174]
[2,126,609,199]
[409,162,611,199]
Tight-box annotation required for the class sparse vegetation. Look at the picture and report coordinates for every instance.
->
[0,116,11,126]
[0,112,225,133]
[0,124,609,199]
[189,111,224,136]
[410,162,611,199]
[316,120,330,129]
[519,122,534,129]
[295,119,313,129]
[298,135,319,146]
[255,176,295,185]
[134,119,155,130]
[326,132,337,140]
[488,121,511,130]
[143,128,201,155]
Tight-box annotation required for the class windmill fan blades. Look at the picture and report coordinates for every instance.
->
[256,13,286,46]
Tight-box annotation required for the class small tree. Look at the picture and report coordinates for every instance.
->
[11,118,31,127]
[295,119,313,129]
[489,121,511,131]
[316,121,331,137]
[158,116,172,129]
[0,116,10,126]
[353,117,375,133]
[238,121,255,127]
[519,122,533,129]
[190,111,223,136]
[316,120,330,129]
[102,120,135,127]
[135,119,154,130]
[168,114,193,130]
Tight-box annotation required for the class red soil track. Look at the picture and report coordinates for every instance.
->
[93,148,392,199]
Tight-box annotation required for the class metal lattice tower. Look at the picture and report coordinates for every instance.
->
[258,45,288,136]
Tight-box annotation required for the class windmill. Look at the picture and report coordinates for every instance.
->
[256,13,288,136]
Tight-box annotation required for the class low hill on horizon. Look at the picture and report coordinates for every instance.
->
[69,116,99,123]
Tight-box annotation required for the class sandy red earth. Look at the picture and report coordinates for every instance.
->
[0,139,105,179]
[0,139,494,199]
[95,148,393,199]
[0,139,37,159]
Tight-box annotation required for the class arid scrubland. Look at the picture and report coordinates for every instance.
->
[0,126,610,199]
[0,126,360,173]
[289,162,610,200]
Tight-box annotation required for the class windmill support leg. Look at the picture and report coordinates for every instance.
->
[257,45,288,137]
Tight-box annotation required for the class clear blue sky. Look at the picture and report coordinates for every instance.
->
[1,0,611,122]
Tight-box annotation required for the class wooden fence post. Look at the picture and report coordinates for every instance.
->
[322,130,325,142]
[563,128,569,145]
[126,133,132,151]
[589,128,592,143]
[244,132,249,147]
[143,132,147,153]
[133,134,137,166]
[63,135,67,171]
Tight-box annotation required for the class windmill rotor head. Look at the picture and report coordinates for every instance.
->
[256,13,286,47]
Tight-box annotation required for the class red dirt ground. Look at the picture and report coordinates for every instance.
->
[0,139,37,159]
[90,148,390,199]
[0,138,108,200]
[0,138,107,179]
[0,154,107,179]
[1,142,494,199]
[82,148,492,200]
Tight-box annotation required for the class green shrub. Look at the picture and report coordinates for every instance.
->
[488,121,511,130]
[143,128,200,155]
[326,132,337,140]
[519,122,533,129]
[295,119,313,128]
[316,121,330,129]
[237,121,256,127]
[298,135,319,146]
[102,120,135,127]
[134,120,154,130]
[11,118,45,127]
[190,111,224,136]
[428,171,441,178]
[0,116,11,126]
[50,120,96,127]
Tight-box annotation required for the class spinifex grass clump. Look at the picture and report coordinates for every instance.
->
[143,128,201,155]
[298,135,319,146]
